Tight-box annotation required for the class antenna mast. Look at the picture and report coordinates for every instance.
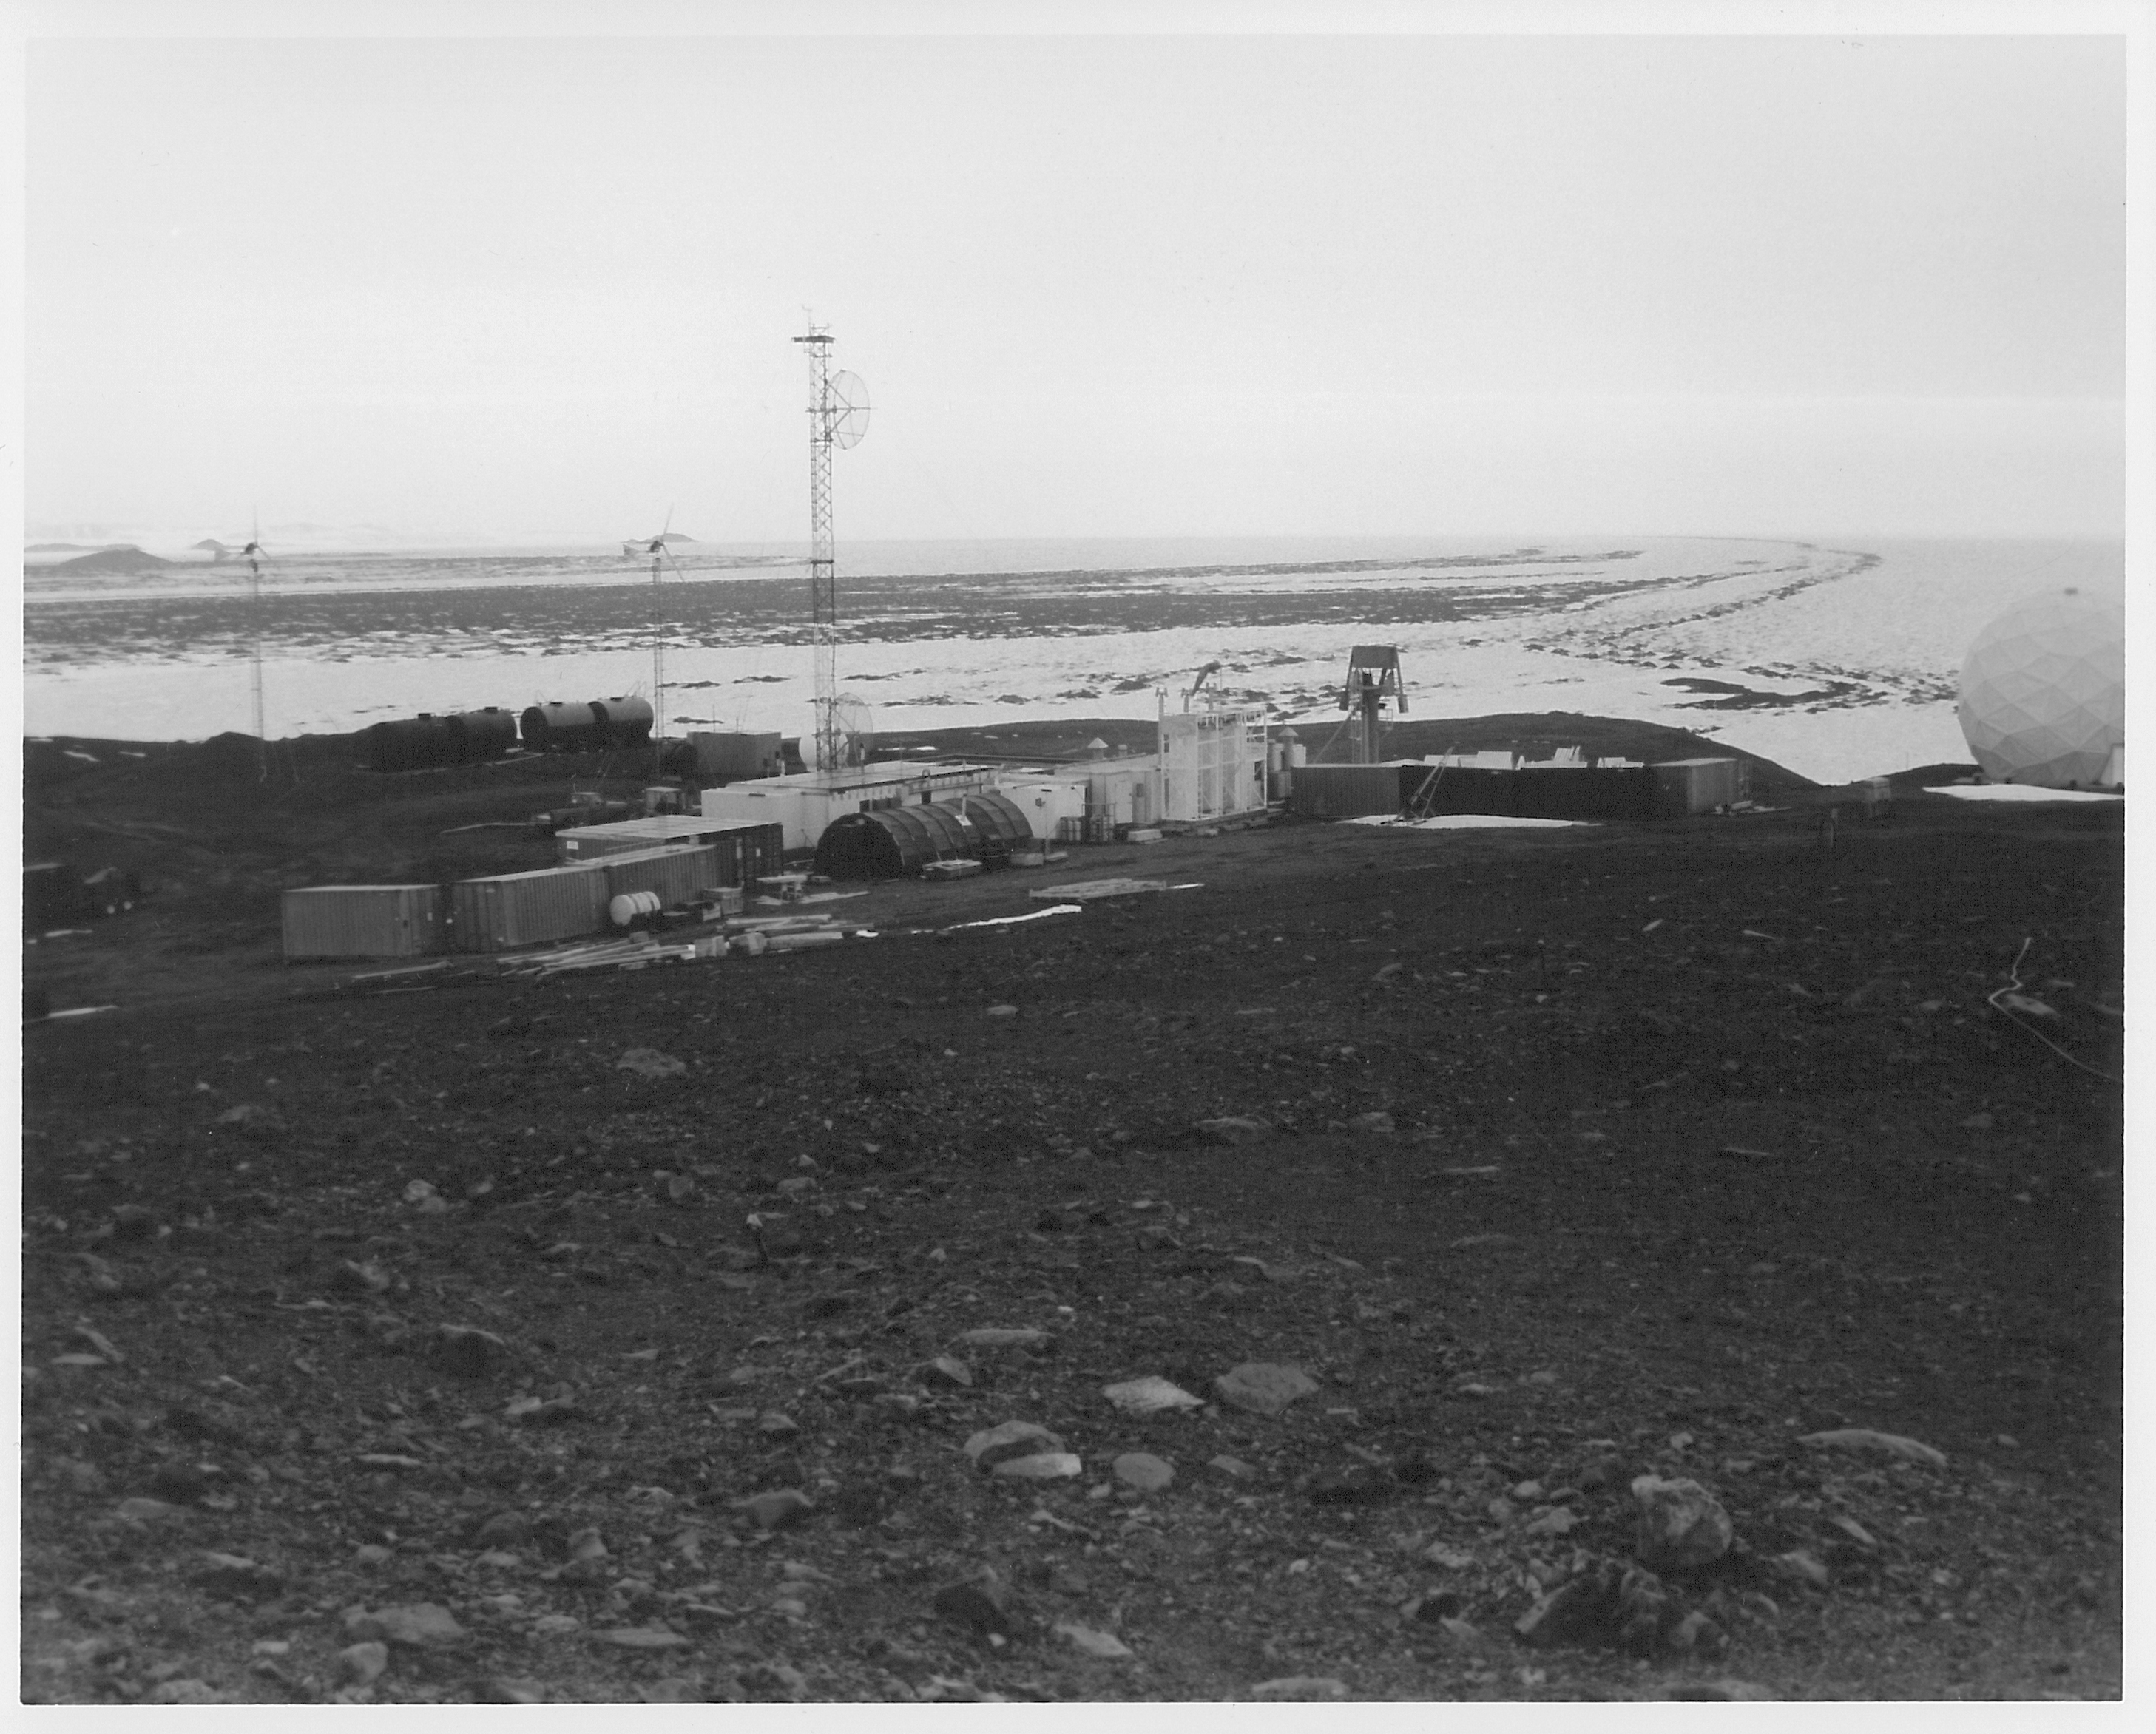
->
[243,512,268,779]
[793,319,869,773]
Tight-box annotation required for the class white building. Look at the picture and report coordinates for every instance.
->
[696,762,999,852]
[1158,705,1268,823]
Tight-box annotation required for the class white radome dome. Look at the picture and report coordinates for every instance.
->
[1956,586,2124,788]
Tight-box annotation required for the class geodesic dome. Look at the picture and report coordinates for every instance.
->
[1956,586,2124,788]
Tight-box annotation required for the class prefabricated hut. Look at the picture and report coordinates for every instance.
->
[697,762,1001,853]
[814,792,1033,880]
[1158,705,1268,823]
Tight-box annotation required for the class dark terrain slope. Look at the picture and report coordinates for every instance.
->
[18,725,2123,1704]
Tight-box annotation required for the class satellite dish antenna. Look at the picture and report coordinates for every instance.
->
[827,371,871,450]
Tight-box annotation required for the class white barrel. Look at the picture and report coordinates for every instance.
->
[609,890,662,928]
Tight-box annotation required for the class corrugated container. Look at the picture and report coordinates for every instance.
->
[690,731,784,780]
[1651,757,1745,817]
[283,884,450,961]
[451,863,609,953]
[599,844,720,908]
[1290,762,1416,819]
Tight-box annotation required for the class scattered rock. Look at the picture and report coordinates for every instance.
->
[934,1574,1016,1636]
[1771,1549,1831,1588]
[991,1452,1082,1480]
[1208,1455,1259,1482]
[345,1602,470,1648]
[1308,1463,1391,1504]
[1214,1361,1319,1415]
[470,1677,547,1704]
[596,1627,692,1649]
[1515,1555,1723,1659]
[1670,1679,1778,1701]
[1195,1117,1273,1145]
[432,1326,510,1380]
[1524,1506,1580,1537]
[504,1394,579,1424]
[738,1661,809,1700]
[985,1005,1019,1019]
[1055,1622,1135,1659]
[1103,1376,1204,1415]
[1251,1676,1348,1699]
[1632,1474,1734,1571]
[115,1497,187,1523]
[471,1510,530,1548]
[1797,1428,1948,1469]
[615,1047,687,1079]
[1346,1111,1395,1134]
[919,1355,974,1389]
[1448,1233,1516,1250]
[336,1642,391,1685]
[964,1420,1065,1468]
[736,1489,814,1531]
[956,1328,1049,1350]
[335,1259,393,1296]
[146,1679,220,1704]
[1112,1452,1175,1492]
[149,1462,209,1504]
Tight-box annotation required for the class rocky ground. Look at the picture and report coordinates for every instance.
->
[18,722,2125,1704]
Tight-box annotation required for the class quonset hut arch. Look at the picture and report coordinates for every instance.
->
[814,791,1033,879]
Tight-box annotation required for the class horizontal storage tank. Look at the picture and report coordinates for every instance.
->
[598,844,721,908]
[450,863,609,953]
[366,714,454,773]
[520,701,603,753]
[594,695,654,748]
[1288,763,1416,819]
[451,706,519,762]
[282,884,451,961]
[1651,757,1745,818]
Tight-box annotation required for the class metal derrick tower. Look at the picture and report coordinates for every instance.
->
[794,320,869,773]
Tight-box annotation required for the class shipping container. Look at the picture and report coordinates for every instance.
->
[1511,764,1655,821]
[598,844,721,908]
[282,884,451,961]
[1289,762,1416,819]
[1651,757,1745,818]
[450,863,609,953]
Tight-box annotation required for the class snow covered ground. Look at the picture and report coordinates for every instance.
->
[21,533,2120,786]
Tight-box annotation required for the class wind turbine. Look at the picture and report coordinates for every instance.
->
[237,512,270,777]
[627,507,696,751]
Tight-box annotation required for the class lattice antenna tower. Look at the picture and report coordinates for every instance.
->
[793,319,870,772]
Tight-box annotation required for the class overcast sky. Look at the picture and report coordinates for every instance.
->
[21,17,2133,545]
